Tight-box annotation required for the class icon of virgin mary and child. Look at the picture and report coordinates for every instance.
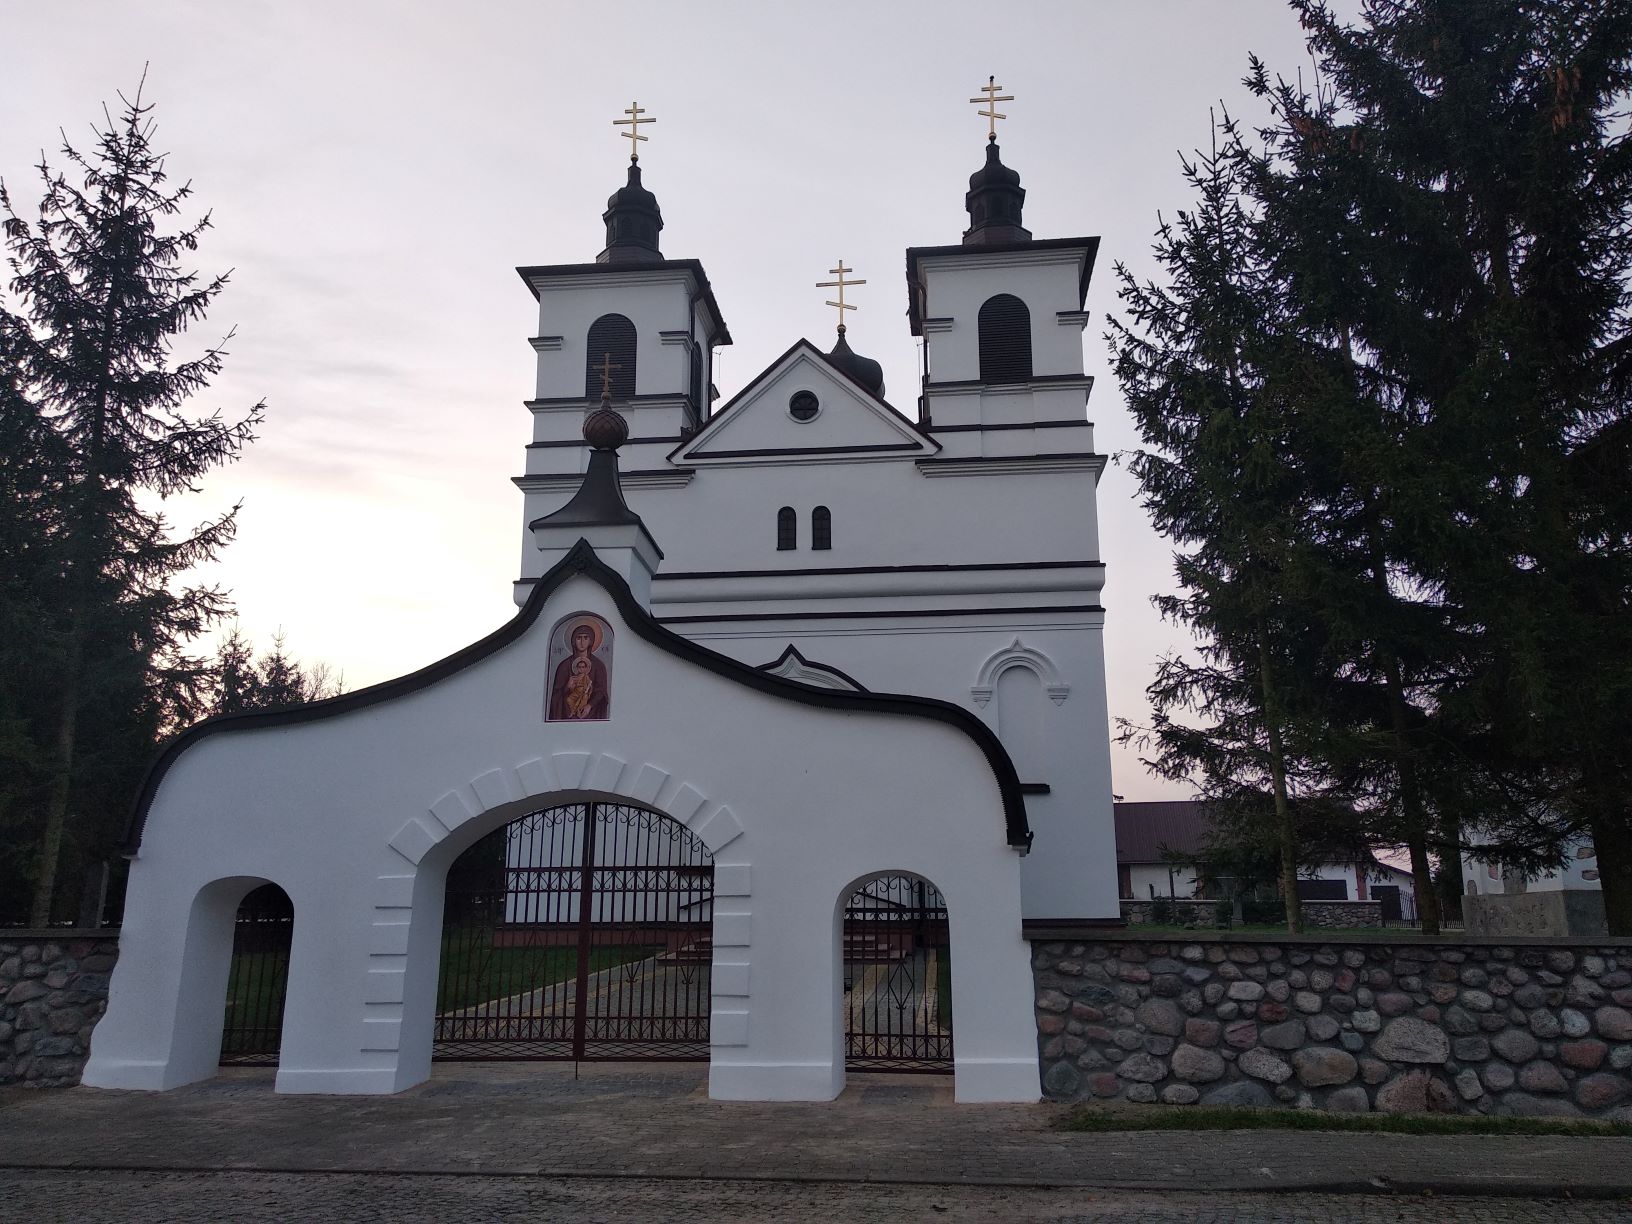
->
[546,614,612,721]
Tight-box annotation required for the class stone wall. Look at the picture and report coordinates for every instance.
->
[1119,899,1383,930]
[1,931,119,1087]
[1032,933,1632,1118]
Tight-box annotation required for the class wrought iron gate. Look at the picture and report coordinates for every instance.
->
[220,883,293,1065]
[843,874,953,1072]
[434,801,713,1061]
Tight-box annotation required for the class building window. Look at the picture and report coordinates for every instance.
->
[788,390,820,421]
[977,293,1032,384]
[812,505,831,550]
[584,314,637,399]
[777,506,797,551]
[689,340,705,418]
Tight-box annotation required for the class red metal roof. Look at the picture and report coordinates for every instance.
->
[1113,800,1213,864]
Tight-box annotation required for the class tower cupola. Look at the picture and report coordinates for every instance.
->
[963,141,1030,246]
[598,161,664,265]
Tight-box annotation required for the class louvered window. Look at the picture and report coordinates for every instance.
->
[689,340,704,417]
[584,314,637,399]
[777,507,797,551]
[977,293,1032,384]
[812,506,831,551]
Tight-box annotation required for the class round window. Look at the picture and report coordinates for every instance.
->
[788,390,820,422]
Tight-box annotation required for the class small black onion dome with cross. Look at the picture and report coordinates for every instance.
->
[597,162,664,265]
[583,390,630,450]
[825,328,885,398]
[963,141,1031,246]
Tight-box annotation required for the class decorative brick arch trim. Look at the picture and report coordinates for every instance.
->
[971,638,1069,707]
[363,756,753,1057]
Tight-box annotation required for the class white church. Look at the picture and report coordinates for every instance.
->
[81,99,1121,1104]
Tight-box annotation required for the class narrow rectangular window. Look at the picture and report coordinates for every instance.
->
[777,506,797,551]
[812,506,831,551]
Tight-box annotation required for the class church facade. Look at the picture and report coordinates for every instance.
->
[79,120,1118,1104]
[515,136,1119,924]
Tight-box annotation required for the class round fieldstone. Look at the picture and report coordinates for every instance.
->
[1491,1028,1541,1063]
[1610,1046,1632,1071]
[1595,1007,1632,1041]
[1161,1083,1200,1105]
[1202,1079,1273,1108]
[1227,980,1265,1002]
[1238,1047,1293,1083]
[1293,1047,1358,1087]
[1561,1009,1591,1038]
[1576,1073,1630,1112]
[1216,1001,1240,1021]
[1375,992,1413,1016]
[1455,1069,1484,1101]
[1257,1002,1289,1023]
[1340,1031,1364,1053]
[1171,1043,1227,1083]
[1513,984,1547,1009]
[1461,990,1494,1013]
[1307,1014,1339,1042]
[1375,1070,1432,1114]
[1326,1085,1371,1112]
[1259,1019,1306,1050]
[1372,1017,1450,1064]
[1223,1020,1259,1050]
[1350,1009,1381,1034]
[1087,1071,1120,1097]
[1126,1083,1157,1104]
[1116,1052,1166,1082]
[1294,991,1323,1014]
[1135,998,1184,1036]
[1452,1036,1491,1062]
[1483,1062,1516,1091]
[1185,1018,1221,1047]
[1560,1039,1608,1071]
[1266,979,1290,1002]
[1042,1060,1082,1099]
[1528,1010,1562,1039]
[1517,1061,1567,1093]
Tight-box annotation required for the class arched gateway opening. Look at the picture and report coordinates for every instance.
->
[219,882,294,1066]
[842,872,953,1073]
[432,800,714,1061]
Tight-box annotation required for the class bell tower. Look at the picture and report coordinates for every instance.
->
[513,104,731,604]
[906,80,1098,461]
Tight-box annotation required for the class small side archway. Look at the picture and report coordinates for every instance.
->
[971,638,1069,708]
[836,870,953,1076]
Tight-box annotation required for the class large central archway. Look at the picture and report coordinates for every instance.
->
[432,800,714,1061]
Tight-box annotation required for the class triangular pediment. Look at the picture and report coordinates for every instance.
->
[671,340,938,465]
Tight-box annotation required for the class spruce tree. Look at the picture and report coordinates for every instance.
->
[1245,0,1632,931]
[2,80,263,924]
[1111,123,1328,932]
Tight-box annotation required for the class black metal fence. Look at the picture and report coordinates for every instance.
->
[843,873,953,1073]
[219,883,293,1065]
[433,802,714,1061]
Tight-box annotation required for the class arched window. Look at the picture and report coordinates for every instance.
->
[584,313,637,399]
[977,293,1032,384]
[812,506,832,551]
[777,506,797,551]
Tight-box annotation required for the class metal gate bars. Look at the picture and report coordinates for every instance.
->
[434,801,714,1061]
[219,883,294,1065]
[843,874,953,1072]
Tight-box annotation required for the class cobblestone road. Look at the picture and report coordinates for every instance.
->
[6,1169,1629,1223]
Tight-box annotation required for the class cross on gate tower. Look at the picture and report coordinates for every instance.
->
[969,76,1013,142]
[614,101,655,161]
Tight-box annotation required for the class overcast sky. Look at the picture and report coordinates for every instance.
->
[3,2,1343,800]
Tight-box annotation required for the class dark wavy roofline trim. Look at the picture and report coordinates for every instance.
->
[122,539,1032,853]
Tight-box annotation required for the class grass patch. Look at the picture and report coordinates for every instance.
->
[435,934,652,1012]
[1061,1105,1632,1137]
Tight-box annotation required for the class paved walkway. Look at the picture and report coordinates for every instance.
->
[3,1063,1630,1219]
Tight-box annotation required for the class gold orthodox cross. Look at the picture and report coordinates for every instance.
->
[970,76,1013,142]
[816,261,865,334]
[596,352,621,397]
[614,102,655,161]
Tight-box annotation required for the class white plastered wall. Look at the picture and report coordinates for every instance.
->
[82,569,1038,1103]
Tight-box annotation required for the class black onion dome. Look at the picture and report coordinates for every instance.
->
[963,141,1031,247]
[825,329,885,398]
[583,393,630,451]
[598,162,664,265]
